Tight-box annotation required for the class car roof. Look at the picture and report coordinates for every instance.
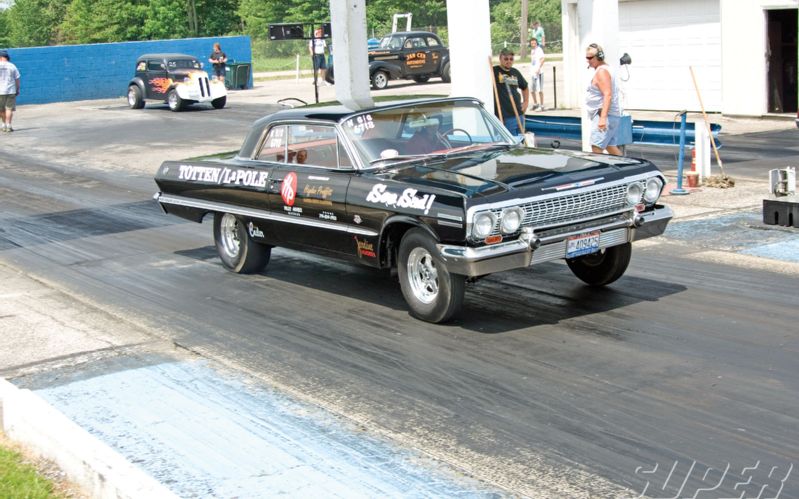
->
[385,31,439,38]
[137,53,198,61]
[238,97,483,159]
[255,97,481,126]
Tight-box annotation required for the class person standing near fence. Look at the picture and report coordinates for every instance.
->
[585,43,622,155]
[530,20,545,49]
[0,50,20,133]
[493,48,529,135]
[309,28,330,86]
[209,43,227,82]
[529,38,545,111]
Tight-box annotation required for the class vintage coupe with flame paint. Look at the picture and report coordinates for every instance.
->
[128,53,227,112]
[154,97,672,323]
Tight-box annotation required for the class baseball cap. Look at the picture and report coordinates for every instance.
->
[499,48,514,57]
[0,50,9,59]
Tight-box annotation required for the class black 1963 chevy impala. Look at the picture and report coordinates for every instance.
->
[154,97,672,323]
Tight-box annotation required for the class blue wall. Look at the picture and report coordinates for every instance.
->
[7,36,252,105]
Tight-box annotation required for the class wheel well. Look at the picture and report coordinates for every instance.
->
[380,221,438,269]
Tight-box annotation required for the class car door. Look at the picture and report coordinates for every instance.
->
[145,59,169,99]
[267,123,357,256]
[425,35,445,73]
[402,36,430,76]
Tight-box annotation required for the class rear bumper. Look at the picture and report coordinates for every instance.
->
[437,205,673,277]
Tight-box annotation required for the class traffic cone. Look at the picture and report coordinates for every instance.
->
[691,147,696,172]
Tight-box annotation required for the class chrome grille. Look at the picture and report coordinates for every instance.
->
[490,183,630,234]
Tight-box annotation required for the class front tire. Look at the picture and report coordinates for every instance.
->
[398,229,465,323]
[127,85,144,109]
[212,96,226,109]
[566,242,631,286]
[167,89,184,112]
[371,70,389,90]
[213,213,271,274]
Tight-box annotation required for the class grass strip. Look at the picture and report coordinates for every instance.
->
[0,441,57,499]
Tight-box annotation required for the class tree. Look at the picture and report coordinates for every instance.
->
[5,0,68,47]
[59,0,145,44]
[0,10,9,48]
[237,0,288,39]
[490,0,561,54]
[142,0,191,40]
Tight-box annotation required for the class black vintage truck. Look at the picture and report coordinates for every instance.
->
[154,97,672,323]
[326,31,450,89]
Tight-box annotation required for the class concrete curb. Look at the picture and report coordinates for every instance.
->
[0,377,177,499]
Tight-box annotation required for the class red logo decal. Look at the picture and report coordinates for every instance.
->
[281,172,297,206]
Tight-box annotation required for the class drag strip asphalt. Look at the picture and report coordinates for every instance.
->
[1,97,798,497]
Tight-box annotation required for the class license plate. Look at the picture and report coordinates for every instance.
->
[566,231,601,258]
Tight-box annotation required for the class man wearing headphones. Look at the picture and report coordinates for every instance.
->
[585,43,622,155]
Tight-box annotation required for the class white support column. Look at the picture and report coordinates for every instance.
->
[330,0,373,110]
[446,0,493,112]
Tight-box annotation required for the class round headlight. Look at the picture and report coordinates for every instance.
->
[472,212,496,239]
[500,207,523,234]
[643,177,663,203]
[626,182,643,205]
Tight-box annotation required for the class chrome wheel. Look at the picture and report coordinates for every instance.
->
[219,213,241,259]
[372,71,388,89]
[127,89,137,106]
[407,247,439,304]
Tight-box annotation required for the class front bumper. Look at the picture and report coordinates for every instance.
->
[437,205,673,277]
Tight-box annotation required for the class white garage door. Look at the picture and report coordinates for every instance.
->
[618,0,721,111]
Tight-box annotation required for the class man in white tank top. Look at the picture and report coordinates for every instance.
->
[585,43,622,155]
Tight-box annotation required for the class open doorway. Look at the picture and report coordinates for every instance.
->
[767,9,797,113]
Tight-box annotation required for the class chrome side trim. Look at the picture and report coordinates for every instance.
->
[156,193,379,237]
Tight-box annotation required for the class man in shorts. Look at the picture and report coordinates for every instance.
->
[529,38,545,111]
[309,28,330,85]
[209,43,227,82]
[0,50,20,133]
[585,43,622,155]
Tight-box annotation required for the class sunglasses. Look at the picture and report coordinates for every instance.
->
[586,55,596,60]
[501,56,514,61]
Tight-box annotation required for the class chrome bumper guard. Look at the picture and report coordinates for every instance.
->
[437,205,673,277]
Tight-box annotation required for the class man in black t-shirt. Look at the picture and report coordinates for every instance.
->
[493,48,528,135]
[209,42,227,82]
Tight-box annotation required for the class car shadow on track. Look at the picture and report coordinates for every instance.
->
[175,245,686,334]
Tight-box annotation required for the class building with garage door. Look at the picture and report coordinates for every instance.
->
[560,0,797,116]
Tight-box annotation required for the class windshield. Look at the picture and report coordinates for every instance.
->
[341,100,514,166]
[168,59,202,70]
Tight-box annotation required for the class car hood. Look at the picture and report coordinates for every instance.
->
[375,147,661,200]
[170,69,207,78]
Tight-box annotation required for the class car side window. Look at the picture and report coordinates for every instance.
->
[426,37,440,47]
[406,37,427,49]
[287,124,344,168]
[136,61,146,72]
[337,139,353,168]
[147,60,163,71]
[256,125,287,162]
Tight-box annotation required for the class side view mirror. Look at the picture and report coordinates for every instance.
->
[620,52,632,65]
